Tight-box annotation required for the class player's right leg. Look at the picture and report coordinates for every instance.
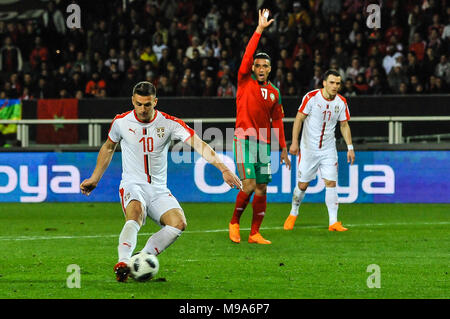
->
[115,184,146,282]
[230,136,256,243]
[284,151,317,230]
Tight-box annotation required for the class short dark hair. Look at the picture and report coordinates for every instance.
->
[254,52,271,64]
[323,69,341,81]
[133,81,156,96]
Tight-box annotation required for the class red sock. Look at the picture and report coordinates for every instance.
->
[230,191,250,224]
[251,194,267,236]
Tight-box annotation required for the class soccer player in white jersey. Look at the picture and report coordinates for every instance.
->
[283,69,355,232]
[80,82,242,282]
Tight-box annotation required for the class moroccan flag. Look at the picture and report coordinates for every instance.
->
[36,98,79,144]
[0,99,21,134]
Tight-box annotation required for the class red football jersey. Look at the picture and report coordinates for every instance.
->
[235,31,284,144]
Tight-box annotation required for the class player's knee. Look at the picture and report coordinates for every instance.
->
[323,179,336,188]
[255,184,267,196]
[298,182,309,191]
[242,179,256,194]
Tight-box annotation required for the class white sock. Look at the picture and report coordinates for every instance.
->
[325,187,339,225]
[290,185,306,216]
[118,220,140,263]
[143,225,182,256]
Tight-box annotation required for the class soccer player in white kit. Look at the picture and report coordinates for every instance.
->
[80,82,242,282]
[283,70,355,232]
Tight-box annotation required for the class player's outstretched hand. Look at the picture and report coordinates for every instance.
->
[257,9,274,31]
[280,148,291,170]
[347,149,355,165]
[80,178,98,196]
[223,170,243,190]
[289,143,299,156]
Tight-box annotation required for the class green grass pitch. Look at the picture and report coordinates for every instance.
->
[0,202,448,299]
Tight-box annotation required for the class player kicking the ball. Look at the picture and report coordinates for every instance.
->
[283,69,355,232]
[80,82,242,282]
[229,9,291,245]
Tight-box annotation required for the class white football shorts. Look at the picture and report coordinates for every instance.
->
[118,182,183,226]
[296,148,338,183]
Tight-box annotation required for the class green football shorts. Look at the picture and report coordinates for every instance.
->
[233,136,272,184]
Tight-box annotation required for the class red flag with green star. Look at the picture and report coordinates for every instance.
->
[36,99,78,144]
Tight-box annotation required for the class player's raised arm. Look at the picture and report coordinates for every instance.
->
[80,138,118,195]
[238,9,274,77]
[186,133,242,190]
[289,112,307,156]
[339,120,355,165]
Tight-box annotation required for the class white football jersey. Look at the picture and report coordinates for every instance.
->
[108,109,194,186]
[298,89,350,151]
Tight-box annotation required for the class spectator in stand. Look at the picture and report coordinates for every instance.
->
[216,75,236,97]
[176,76,195,96]
[353,73,369,95]
[0,36,23,73]
[85,72,106,98]
[68,72,85,97]
[422,47,439,77]
[405,51,422,78]
[202,76,216,97]
[29,36,49,71]
[398,82,408,95]
[409,32,427,61]
[157,74,175,97]
[388,64,408,94]
[435,54,450,85]
[33,77,54,99]
[341,78,357,97]
[346,56,365,82]
[185,36,206,59]
[308,65,322,91]
[152,33,168,62]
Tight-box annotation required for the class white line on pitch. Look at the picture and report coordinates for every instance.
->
[0,221,449,241]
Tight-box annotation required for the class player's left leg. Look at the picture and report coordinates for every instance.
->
[142,191,186,255]
[320,154,347,231]
[248,182,271,244]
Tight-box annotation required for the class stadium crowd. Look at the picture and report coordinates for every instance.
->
[0,0,449,100]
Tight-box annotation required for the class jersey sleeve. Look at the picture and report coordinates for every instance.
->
[108,117,122,143]
[338,97,351,121]
[298,94,313,115]
[238,31,261,82]
[169,117,195,142]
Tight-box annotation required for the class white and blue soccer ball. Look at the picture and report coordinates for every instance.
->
[129,252,159,282]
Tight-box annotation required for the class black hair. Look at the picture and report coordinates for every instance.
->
[133,81,156,96]
[323,69,341,81]
[254,52,271,64]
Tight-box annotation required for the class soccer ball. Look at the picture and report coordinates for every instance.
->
[129,252,159,282]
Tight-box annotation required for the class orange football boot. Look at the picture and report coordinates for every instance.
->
[229,223,241,243]
[114,262,130,282]
[328,221,348,232]
[248,233,272,244]
[283,214,298,230]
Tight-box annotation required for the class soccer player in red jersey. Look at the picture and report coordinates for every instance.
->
[229,9,291,244]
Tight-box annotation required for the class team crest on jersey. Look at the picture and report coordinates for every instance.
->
[335,105,340,113]
[269,93,275,102]
[156,127,165,138]
[124,192,130,202]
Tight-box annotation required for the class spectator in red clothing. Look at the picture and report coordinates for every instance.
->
[29,36,49,70]
[216,75,236,97]
[409,32,426,61]
[385,18,404,43]
[354,73,369,94]
[85,72,106,98]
